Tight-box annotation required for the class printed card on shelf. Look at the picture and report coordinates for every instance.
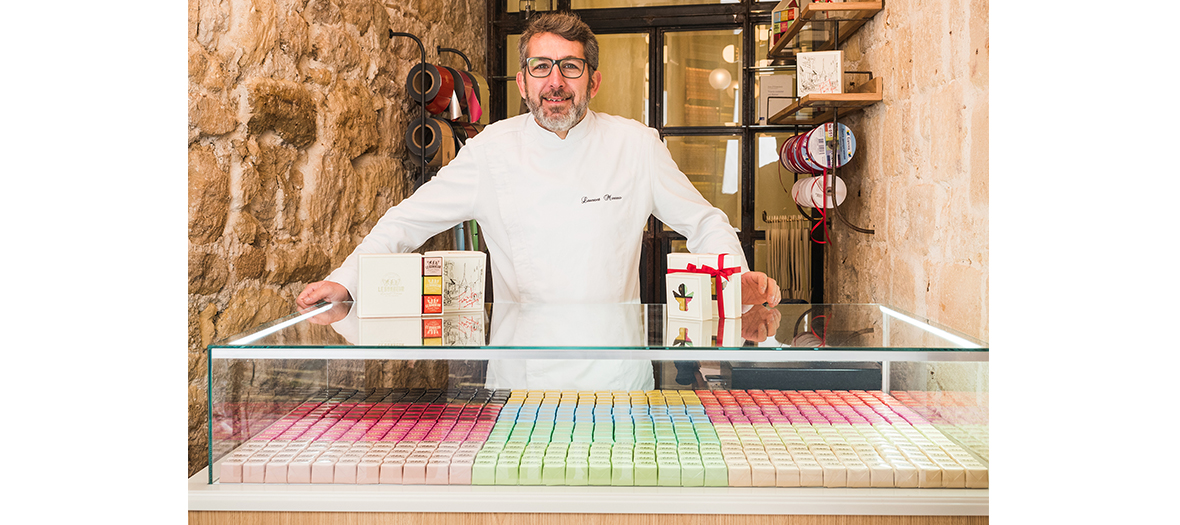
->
[666,273,713,321]
[667,253,743,318]
[797,50,843,99]
[357,317,423,346]
[358,254,424,318]
[425,251,487,312]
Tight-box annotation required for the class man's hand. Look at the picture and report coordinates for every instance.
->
[740,304,782,343]
[296,280,352,310]
[741,271,781,306]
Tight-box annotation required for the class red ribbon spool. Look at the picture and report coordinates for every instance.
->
[426,65,455,115]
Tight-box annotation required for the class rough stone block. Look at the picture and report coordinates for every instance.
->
[246,79,317,148]
[188,144,229,244]
[189,250,229,295]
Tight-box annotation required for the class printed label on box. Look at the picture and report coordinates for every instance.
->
[423,318,443,339]
[423,295,442,314]
[423,257,443,276]
[423,275,443,295]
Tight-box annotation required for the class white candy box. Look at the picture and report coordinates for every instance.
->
[357,254,424,318]
[666,253,743,319]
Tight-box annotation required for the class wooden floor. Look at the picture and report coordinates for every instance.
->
[189,512,988,525]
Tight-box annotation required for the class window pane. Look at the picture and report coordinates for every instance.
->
[663,135,742,232]
[589,33,649,124]
[663,29,741,127]
[754,133,808,231]
[507,35,528,118]
[508,33,649,124]
[508,0,554,13]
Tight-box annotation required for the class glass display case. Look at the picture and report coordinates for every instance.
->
[193,301,987,517]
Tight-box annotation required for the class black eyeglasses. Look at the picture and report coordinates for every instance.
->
[525,57,589,79]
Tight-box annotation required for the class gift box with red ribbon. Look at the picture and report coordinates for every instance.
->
[667,253,744,319]
[665,315,743,348]
[666,272,712,321]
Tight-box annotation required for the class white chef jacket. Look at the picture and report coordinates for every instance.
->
[325,110,748,390]
[328,110,747,301]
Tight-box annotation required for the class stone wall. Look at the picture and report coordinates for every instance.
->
[187,0,487,477]
[829,0,988,393]
[831,0,988,339]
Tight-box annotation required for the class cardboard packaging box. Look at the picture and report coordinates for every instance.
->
[667,253,743,318]
[358,254,424,318]
[425,251,487,312]
[771,0,802,47]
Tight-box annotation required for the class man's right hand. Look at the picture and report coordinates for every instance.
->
[296,280,352,309]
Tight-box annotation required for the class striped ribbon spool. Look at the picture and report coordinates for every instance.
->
[779,122,856,174]
[791,175,847,209]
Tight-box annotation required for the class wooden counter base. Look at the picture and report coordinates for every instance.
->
[190,512,987,525]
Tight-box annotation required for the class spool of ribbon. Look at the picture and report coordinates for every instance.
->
[406,63,440,106]
[428,117,456,168]
[779,123,856,174]
[466,71,489,125]
[667,254,741,319]
[406,63,454,115]
[405,116,442,161]
[457,70,481,123]
[442,65,465,120]
[455,122,483,144]
[792,174,847,209]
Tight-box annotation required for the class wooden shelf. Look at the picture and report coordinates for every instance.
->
[768,1,884,58]
[767,76,882,126]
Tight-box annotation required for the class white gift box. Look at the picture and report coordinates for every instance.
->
[666,316,709,347]
[714,317,743,347]
[667,253,743,318]
[442,311,486,346]
[666,273,713,321]
[665,316,744,348]
[425,251,487,312]
[358,254,424,318]
[358,317,424,346]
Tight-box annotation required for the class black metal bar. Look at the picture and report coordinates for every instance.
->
[438,46,472,70]
[390,30,427,188]
[740,7,755,263]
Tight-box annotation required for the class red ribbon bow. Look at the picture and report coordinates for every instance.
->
[667,254,740,319]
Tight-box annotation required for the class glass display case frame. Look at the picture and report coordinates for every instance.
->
[194,301,987,517]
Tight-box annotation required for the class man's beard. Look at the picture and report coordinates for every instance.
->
[524,84,591,134]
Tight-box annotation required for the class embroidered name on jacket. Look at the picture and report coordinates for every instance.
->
[581,194,623,204]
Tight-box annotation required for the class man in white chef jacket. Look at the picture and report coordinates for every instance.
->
[297,12,781,390]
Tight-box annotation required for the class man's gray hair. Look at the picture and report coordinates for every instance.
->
[518,12,599,72]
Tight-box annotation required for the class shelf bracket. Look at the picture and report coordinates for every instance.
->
[390,30,428,189]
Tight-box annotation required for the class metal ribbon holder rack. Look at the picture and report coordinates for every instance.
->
[390,31,488,190]
[389,31,487,252]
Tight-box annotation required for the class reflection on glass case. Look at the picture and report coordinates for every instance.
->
[208,302,987,490]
